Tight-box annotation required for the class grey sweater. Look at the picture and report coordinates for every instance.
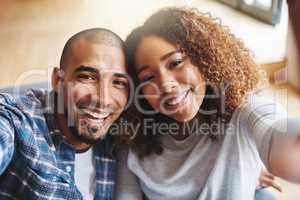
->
[116,95,291,200]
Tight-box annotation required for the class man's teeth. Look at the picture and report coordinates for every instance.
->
[82,109,110,119]
[166,91,188,106]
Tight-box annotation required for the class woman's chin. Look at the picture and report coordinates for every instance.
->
[170,111,198,123]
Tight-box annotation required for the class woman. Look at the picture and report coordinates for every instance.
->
[116,7,300,200]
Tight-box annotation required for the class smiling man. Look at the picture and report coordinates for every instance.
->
[0,28,129,199]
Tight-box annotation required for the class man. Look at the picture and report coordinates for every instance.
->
[0,28,129,199]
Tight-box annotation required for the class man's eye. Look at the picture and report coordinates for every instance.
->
[112,79,128,89]
[77,74,97,81]
[169,59,183,69]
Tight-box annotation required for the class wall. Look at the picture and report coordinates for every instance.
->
[0,0,288,87]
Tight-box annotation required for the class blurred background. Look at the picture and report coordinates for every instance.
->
[0,0,299,199]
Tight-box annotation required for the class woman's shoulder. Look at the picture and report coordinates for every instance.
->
[232,93,287,124]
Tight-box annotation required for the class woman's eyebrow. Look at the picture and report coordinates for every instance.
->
[113,72,128,80]
[137,50,181,74]
[160,50,181,61]
[137,64,149,74]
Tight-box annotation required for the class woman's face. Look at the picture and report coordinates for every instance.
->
[135,36,206,122]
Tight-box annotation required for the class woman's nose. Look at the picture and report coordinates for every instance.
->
[159,71,178,94]
[161,81,178,94]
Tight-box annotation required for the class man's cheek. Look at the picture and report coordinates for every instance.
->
[72,84,92,99]
[70,85,93,107]
[63,86,84,124]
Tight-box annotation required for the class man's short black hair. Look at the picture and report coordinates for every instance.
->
[60,28,124,69]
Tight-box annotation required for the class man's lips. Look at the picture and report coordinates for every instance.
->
[164,89,190,108]
[79,109,111,135]
[81,109,111,119]
[76,107,113,125]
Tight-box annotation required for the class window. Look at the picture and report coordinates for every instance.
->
[219,0,283,25]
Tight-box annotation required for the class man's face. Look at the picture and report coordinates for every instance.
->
[54,39,128,142]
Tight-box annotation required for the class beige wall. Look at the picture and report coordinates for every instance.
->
[0,0,184,87]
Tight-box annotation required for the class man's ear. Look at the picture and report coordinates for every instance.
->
[52,67,63,93]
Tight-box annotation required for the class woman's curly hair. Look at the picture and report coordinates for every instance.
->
[119,7,267,158]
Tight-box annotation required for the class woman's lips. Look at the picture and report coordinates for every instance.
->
[164,89,190,110]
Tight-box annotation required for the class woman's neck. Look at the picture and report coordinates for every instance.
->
[169,113,203,141]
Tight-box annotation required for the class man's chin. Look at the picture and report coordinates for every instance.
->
[69,126,105,144]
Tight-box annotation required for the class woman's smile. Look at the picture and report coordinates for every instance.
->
[163,89,190,111]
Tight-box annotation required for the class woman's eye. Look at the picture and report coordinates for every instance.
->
[169,59,183,69]
[140,75,155,83]
[112,79,128,89]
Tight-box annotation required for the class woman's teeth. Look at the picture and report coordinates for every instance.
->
[165,90,188,106]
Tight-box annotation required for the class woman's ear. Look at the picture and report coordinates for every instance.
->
[51,67,64,93]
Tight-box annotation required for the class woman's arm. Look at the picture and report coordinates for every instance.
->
[240,95,300,183]
[115,148,143,200]
[267,118,300,183]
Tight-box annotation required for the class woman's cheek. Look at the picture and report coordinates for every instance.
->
[142,86,160,110]
[113,88,129,106]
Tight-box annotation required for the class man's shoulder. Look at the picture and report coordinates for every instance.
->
[0,89,48,112]
[94,135,117,160]
[0,89,50,129]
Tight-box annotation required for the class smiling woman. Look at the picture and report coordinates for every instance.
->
[115,7,300,200]
[135,35,206,123]
[122,6,266,154]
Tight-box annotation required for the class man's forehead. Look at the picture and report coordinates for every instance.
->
[75,65,127,73]
[71,38,124,58]
[65,39,126,72]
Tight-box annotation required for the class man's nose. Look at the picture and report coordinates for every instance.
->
[95,79,113,108]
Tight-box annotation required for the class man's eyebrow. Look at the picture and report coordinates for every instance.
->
[73,65,99,74]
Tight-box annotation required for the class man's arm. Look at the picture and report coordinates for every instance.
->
[0,113,15,175]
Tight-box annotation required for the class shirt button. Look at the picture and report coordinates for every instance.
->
[66,166,72,172]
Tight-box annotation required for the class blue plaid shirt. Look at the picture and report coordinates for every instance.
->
[0,90,116,200]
